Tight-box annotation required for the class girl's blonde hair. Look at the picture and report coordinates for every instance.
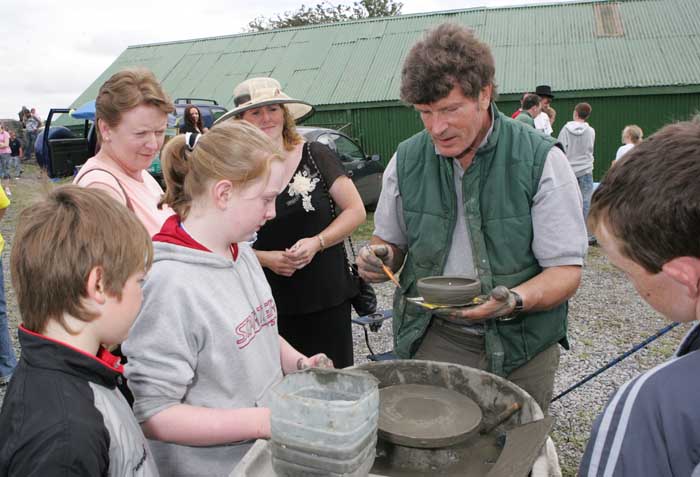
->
[623,125,644,144]
[159,121,282,218]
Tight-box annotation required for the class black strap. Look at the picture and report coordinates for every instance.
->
[75,167,135,212]
[305,142,358,272]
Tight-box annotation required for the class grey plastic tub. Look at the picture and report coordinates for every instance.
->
[269,368,379,476]
[270,434,377,476]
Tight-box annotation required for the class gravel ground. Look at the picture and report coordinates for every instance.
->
[0,167,690,477]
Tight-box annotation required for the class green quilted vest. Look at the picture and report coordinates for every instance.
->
[393,104,569,377]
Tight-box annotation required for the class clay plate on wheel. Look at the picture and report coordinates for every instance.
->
[417,276,482,306]
[378,383,483,448]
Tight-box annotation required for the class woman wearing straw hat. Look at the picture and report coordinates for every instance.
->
[217,77,365,368]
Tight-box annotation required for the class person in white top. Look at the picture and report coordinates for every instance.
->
[533,85,555,135]
[614,124,644,163]
[74,68,175,236]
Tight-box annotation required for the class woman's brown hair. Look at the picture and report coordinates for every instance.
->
[281,105,303,151]
[95,67,175,140]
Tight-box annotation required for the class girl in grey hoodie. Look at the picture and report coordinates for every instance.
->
[123,122,333,477]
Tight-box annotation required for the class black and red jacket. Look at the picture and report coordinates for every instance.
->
[0,326,159,476]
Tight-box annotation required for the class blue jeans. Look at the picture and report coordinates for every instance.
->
[0,260,17,379]
[0,154,10,180]
[8,156,20,178]
[24,130,37,160]
[577,173,595,241]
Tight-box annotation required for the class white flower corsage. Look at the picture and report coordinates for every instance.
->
[288,171,320,212]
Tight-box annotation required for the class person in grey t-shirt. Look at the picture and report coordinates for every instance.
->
[356,24,587,413]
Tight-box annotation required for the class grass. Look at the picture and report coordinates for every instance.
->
[352,211,375,242]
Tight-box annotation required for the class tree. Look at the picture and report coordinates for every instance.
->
[247,0,403,31]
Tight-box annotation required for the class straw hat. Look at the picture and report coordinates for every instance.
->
[215,77,314,125]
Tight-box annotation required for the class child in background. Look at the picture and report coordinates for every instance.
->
[122,122,332,477]
[8,131,21,179]
[0,186,159,475]
[543,105,557,129]
[613,124,643,163]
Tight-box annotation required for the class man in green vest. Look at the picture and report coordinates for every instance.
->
[515,94,541,128]
[357,23,587,413]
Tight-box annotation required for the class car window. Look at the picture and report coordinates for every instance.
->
[316,133,337,152]
[332,134,364,162]
[211,108,227,122]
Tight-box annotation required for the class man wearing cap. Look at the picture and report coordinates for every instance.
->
[357,24,587,413]
[533,85,555,135]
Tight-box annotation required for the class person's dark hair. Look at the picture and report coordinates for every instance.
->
[588,116,700,273]
[522,94,540,111]
[575,102,592,120]
[400,23,497,104]
[184,105,205,132]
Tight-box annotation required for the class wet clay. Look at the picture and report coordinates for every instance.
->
[371,432,501,476]
[378,384,482,448]
[417,276,481,306]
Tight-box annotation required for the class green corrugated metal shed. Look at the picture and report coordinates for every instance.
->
[66,0,700,177]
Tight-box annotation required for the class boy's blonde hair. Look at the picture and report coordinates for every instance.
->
[159,120,283,218]
[11,186,153,333]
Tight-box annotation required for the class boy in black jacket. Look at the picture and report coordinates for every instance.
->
[0,186,159,476]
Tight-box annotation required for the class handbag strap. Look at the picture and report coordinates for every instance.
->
[76,167,135,212]
[305,142,358,271]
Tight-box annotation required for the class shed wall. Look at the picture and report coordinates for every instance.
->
[307,91,700,181]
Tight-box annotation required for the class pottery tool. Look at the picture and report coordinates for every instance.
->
[407,295,487,310]
[486,417,554,477]
[382,263,401,289]
[366,245,401,289]
[479,402,522,435]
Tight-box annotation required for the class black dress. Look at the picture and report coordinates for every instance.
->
[179,123,201,134]
[254,142,358,367]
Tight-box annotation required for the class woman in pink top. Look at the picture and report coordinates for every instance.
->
[0,124,12,197]
[74,68,175,236]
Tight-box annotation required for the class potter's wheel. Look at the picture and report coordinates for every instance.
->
[378,384,483,448]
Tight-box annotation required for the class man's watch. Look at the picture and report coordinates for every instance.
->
[499,290,524,321]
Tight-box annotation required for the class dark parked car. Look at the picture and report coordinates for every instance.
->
[298,127,384,209]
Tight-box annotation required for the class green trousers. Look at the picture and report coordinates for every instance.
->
[414,318,561,413]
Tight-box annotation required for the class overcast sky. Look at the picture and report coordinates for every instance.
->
[0,0,578,120]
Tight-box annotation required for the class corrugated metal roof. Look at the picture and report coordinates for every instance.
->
[68,0,700,111]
